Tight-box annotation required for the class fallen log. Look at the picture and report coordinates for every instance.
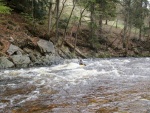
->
[64,40,87,58]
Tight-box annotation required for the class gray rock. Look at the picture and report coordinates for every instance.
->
[9,37,14,42]
[11,55,30,67]
[37,39,55,53]
[29,53,37,62]
[42,54,55,65]
[0,57,14,68]
[23,48,33,53]
[33,51,42,58]
[142,51,150,56]
[46,54,55,60]
[7,44,22,55]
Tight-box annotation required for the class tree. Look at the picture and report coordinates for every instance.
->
[74,3,88,52]
[95,0,118,35]
[130,0,149,40]
[8,0,47,19]
[61,0,77,46]
[55,0,60,43]
[122,0,131,55]
[48,0,53,35]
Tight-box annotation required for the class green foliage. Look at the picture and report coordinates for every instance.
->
[58,18,68,29]
[89,35,100,49]
[79,0,118,20]
[88,22,97,29]
[8,0,47,20]
[21,12,35,24]
[71,15,79,24]
[129,0,149,29]
[143,26,150,36]
[0,0,11,14]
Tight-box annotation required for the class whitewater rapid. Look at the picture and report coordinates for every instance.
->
[0,58,150,113]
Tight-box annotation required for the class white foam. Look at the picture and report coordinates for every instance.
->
[50,62,80,70]
[0,103,7,109]
[123,59,130,63]
[18,95,38,104]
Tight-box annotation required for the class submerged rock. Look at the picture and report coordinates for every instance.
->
[0,57,14,68]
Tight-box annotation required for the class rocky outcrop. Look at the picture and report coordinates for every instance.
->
[0,38,61,69]
[0,57,14,68]
[11,55,31,68]
[37,39,55,53]
[7,44,23,55]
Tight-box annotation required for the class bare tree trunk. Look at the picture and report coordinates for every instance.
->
[125,25,132,55]
[90,2,95,40]
[48,0,53,35]
[149,19,150,28]
[116,19,118,28]
[139,0,143,40]
[55,0,60,43]
[99,3,103,35]
[123,15,128,48]
[61,1,76,47]
[123,0,131,56]
[74,6,88,52]
[52,0,67,30]
[139,28,142,40]
[32,0,35,29]
[99,14,103,35]
[58,0,67,19]
[105,20,108,25]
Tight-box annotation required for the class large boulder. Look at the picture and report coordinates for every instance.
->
[0,57,14,68]
[37,39,55,53]
[11,55,31,67]
[7,44,23,55]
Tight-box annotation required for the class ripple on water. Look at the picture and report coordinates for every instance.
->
[0,58,150,113]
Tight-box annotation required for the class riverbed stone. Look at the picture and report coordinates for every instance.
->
[37,39,55,53]
[0,57,14,68]
[11,55,30,67]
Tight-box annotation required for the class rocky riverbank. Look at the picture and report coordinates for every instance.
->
[0,13,64,68]
[0,13,150,69]
[0,38,62,68]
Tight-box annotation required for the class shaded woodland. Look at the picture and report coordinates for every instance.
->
[0,0,150,58]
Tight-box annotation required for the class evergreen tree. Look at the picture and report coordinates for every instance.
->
[130,0,149,39]
[8,0,47,19]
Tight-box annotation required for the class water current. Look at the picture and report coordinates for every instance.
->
[0,58,150,113]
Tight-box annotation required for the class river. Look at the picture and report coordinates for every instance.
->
[0,58,150,113]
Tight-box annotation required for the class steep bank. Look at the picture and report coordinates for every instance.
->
[0,13,150,68]
[0,13,62,69]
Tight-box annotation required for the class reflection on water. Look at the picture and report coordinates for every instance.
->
[0,58,150,113]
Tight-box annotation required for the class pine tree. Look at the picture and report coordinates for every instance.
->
[130,0,149,39]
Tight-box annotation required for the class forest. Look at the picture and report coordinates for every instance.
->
[0,0,150,64]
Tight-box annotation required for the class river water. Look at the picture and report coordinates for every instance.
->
[0,58,150,113]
